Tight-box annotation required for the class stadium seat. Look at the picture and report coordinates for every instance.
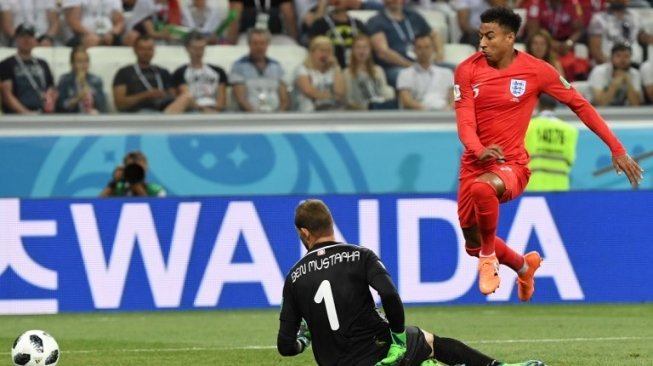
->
[571,80,592,101]
[574,43,589,60]
[416,9,449,47]
[443,43,476,65]
[514,42,525,52]
[348,9,378,25]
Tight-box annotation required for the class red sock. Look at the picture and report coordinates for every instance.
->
[465,246,480,257]
[470,181,499,257]
[494,237,525,272]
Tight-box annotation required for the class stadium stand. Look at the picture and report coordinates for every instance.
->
[0,43,307,112]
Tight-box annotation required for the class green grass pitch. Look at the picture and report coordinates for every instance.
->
[1,303,651,365]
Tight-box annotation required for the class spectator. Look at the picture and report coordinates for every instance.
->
[525,29,564,76]
[230,28,290,112]
[588,0,653,65]
[524,0,588,81]
[180,0,224,43]
[226,0,298,45]
[124,0,184,46]
[309,0,367,68]
[298,0,381,43]
[397,32,453,110]
[0,0,60,46]
[0,24,56,114]
[63,0,125,47]
[112,34,193,112]
[588,42,642,106]
[525,93,579,192]
[344,34,395,110]
[367,0,445,87]
[293,36,346,111]
[173,32,228,112]
[56,47,109,114]
[100,150,166,197]
[453,0,506,47]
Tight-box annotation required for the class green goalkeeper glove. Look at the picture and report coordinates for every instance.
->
[296,319,311,353]
[376,330,407,366]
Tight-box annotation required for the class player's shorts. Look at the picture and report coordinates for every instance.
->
[458,162,531,228]
[401,325,433,366]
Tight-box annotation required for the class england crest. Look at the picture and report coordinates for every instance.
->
[509,79,526,97]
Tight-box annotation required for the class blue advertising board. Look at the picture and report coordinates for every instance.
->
[1,127,652,198]
[0,192,651,314]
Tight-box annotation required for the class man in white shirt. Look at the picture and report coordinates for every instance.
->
[588,42,642,107]
[0,0,60,46]
[397,32,454,111]
[63,0,125,47]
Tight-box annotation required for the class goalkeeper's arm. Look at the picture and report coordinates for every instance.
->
[371,272,405,334]
[277,319,310,356]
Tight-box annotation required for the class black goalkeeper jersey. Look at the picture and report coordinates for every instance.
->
[279,241,392,366]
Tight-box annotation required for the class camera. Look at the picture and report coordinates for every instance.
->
[123,163,145,184]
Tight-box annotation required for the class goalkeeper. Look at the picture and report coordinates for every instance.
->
[277,199,546,366]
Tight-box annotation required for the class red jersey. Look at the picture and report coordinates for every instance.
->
[454,50,625,172]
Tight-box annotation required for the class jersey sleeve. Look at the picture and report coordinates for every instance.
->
[539,61,626,156]
[454,60,485,158]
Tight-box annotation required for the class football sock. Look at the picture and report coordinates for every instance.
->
[494,237,525,273]
[470,181,499,257]
[465,245,481,257]
[433,336,494,366]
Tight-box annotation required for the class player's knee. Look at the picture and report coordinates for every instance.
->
[465,246,480,257]
[470,180,496,202]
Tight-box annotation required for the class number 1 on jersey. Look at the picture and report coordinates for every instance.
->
[314,280,340,331]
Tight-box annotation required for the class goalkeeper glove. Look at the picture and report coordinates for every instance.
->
[375,330,407,366]
[296,319,311,353]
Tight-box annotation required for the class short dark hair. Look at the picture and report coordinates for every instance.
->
[134,34,153,47]
[123,150,147,165]
[414,32,432,44]
[294,199,334,237]
[611,42,632,55]
[184,31,206,47]
[480,7,522,34]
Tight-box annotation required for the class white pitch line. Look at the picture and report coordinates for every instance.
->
[1,336,652,355]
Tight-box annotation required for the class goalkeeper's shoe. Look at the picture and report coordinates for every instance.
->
[517,251,542,302]
[500,360,546,366]
[478,255,500,294]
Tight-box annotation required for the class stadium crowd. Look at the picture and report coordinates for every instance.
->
[2,0,653,114]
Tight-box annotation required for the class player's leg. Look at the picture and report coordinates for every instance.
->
[459,174,500,295]
[414,327,547,366]
[490,164,543,301]
[469,172,505,294]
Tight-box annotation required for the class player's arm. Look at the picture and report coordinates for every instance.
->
[541,63,643,186]
[277,281,310,356]
[366,253,404,334]
[453,62,485,158]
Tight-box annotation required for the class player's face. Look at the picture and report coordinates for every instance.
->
[479,22,515,66]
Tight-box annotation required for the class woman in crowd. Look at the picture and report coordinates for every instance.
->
[344,34,395,110]
[526,29,565,76]
[293,36,345,112]
[56,47,108,113]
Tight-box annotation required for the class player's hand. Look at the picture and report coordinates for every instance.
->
[479,144,505,163]
[296,319,311,353]
[613,154,644,188]
[375,330,406,366]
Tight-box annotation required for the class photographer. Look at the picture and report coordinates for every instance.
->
[100,151,166,197]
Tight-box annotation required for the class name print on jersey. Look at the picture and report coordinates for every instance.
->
[291,250,361,283]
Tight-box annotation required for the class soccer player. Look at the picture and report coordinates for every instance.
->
[277,199,546,366]
[453,7,643,300]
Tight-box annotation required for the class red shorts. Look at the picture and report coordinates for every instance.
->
[457,162,531,228]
